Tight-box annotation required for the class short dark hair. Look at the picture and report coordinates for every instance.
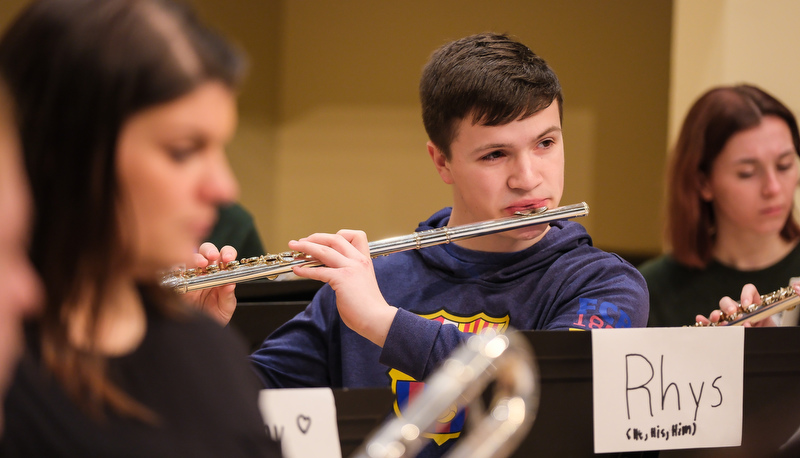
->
[667,84,800,268]
[0,0,246,420]
[420,32,563,157]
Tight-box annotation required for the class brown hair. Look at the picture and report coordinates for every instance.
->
[667,84,800,268]
[420,32,563,157]
[0,0,245,420]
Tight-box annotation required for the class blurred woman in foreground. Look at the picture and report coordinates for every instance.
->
[0,0,278,455]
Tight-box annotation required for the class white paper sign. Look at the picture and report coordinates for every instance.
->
[592,327,744,453]
[259,388,342,458]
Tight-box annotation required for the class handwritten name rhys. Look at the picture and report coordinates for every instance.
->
[621,352,724,443]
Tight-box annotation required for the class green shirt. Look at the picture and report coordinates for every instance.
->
[208,203,265,259]
[638,243,800,327]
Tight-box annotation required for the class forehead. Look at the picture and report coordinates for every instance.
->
[122,81,236,138]
[720,115,795,160]
[453,102,562,147]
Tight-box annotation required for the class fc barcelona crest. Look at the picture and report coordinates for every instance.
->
[388,310,509,446]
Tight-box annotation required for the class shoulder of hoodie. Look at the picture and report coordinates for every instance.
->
[547,221,645,278]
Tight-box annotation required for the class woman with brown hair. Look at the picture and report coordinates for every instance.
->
[0,0,278,455]
[639,84,800,327]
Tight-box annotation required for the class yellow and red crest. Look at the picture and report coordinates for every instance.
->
[389,310,509,446]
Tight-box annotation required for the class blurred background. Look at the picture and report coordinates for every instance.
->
[3,0,799,264]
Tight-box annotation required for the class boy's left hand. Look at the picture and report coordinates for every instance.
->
[184,242,238,326]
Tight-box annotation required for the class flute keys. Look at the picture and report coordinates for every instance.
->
[278,251,298,262]
[240,257,260,266]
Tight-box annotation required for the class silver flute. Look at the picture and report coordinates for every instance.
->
[693,284,799,326]
[162,202,589,293]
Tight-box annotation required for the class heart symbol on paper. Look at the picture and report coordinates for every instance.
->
[296,415,312,434]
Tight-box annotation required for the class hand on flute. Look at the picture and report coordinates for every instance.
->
[289,230,397,347]
[184,242,239,326]
[695,283,777,328]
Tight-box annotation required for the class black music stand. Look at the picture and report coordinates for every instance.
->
[230,294,800,456]
[230,279,323,352]
[513,329,800,457]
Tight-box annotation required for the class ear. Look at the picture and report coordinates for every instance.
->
[698,173,713,202]
[428,141,454,184]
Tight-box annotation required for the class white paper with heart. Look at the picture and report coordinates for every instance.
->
[258,388,342,458]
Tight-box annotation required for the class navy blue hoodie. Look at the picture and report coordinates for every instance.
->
[250,207,648,454]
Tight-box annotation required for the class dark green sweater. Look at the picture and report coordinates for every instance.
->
[638,243,800,327]
[207,203,265,258]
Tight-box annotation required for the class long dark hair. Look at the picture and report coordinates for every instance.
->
[0,0,246,420]
[667,84,800,268]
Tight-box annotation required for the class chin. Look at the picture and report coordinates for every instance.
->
[750,224,784,237]
[506,232,543,246]
[149,250,194,271]
[173,250,198,268]
[513,226,546,240]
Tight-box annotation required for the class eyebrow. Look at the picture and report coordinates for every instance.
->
[469,125,562,155]
[734,150,797,165]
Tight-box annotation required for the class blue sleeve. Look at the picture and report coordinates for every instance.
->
[248,286,342,388]
[547,252,649,330]
[379,308,470,381]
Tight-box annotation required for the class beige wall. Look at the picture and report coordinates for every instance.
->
[668,0,800,253]
[0,0,673,258]
[221,0,673,256]
[671,0,800,144]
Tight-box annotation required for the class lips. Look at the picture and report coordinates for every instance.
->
[761,205,787,217]
[505,199,548,215]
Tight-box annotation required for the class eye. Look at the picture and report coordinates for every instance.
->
[538,138,555,149]
[777,160,796,172]
[480,150,505,161]
[166,138,207,163]
[167,146,196,163]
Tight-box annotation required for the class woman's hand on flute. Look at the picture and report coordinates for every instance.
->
[184,242,238,326]
[289,230,397,347]
[694,283,775,328]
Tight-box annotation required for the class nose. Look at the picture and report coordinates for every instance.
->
[202,150,239,204]
[507,153,541,191]
[761,168,781,197]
